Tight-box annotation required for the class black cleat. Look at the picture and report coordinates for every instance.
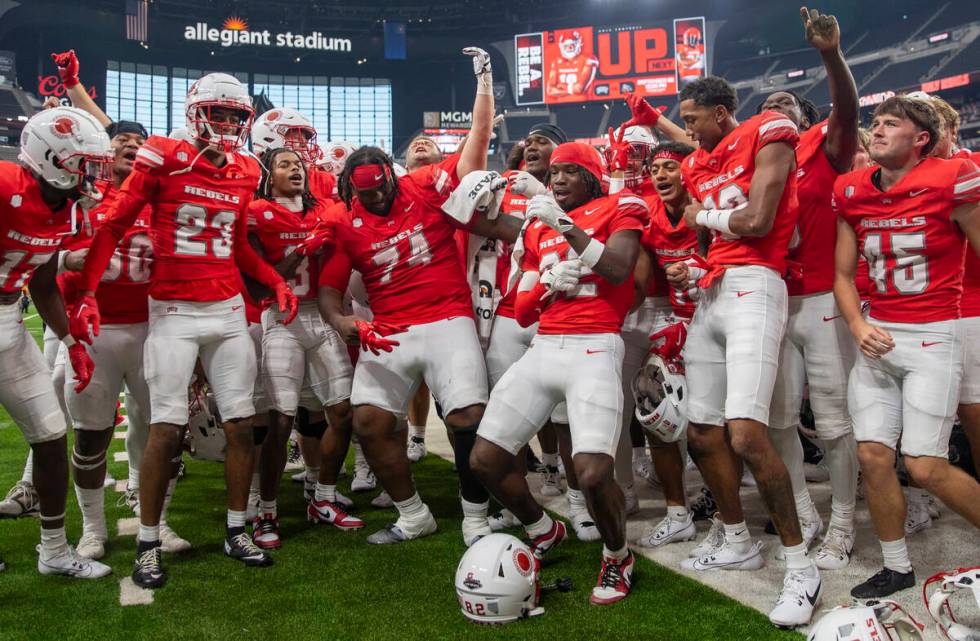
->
[132,544,165,589]
[224,529,273,567]
[690,487,717,522]
[850,567,915,599]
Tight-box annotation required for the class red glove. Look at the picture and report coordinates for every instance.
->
[67,341,94,393]
[623,93,665,129]
[355,320,407,355]
[51,50,80,89]
[295,226,335,258]
[649,321,688,363]
[606,126,630,173]
[70,294,100,345]
[273,282,299,325]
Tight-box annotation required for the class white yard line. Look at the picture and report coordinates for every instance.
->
[118,577,154,606]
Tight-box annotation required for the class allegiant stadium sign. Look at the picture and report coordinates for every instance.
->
[184,17,352,52]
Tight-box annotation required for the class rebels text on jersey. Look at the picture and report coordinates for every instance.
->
[642,195,700,319]
[78,136,265,301]
[0,162,71,295]
[833,157,980,323]
[787,121,840,295]
[248,198,326,304]
[682,111,800,274]
[521,191,648,334]
[318,156,473,327]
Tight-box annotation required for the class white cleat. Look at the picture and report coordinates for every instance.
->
[570,509,601,542]
[117,487,140,517]
[406,437,427,463]
[488,509,520,531]
[688,513,725,558]
[814,527,855,570]
[904,499,933,536]
[370,491,393,509]
[38,546,112,579]
[159,524,192,553]
[367,511,437,545]
[681,540,765,571]
[740,469,757,488]
[632,455,654,484]
[0,481,40,518]
[334,489,354,510]
[76,532,107,560]
[351,464,376,492]
[462,515,492,546]
[539,466,564,497]
[925,495,941,520]
[638,513,697,548]
[623,485,639,516]
[768,566,821,628]
[776,508,823,560]
[290,470,306,484]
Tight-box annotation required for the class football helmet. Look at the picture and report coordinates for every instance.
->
[631,352,688,443]
[252,107,319,163]
[185,72,253,152]
[19,106,112,199]
[187,391,225,462]
[559,31,583,60]
[808,602,924,641]
[608,125,657,190]
[683,27,703,48]
[318,140,357,175]
[455,533,543,625]
[924,567,980,641]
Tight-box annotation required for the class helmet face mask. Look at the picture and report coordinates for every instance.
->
[252,107,321,164]
[808,601,924,641]
[59,152,113,200]
[185,73,254,153]
[925,567,980,641]
[19,106,113,200]
[631,355,688,442]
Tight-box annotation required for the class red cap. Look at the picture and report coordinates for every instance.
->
[351,164,387,190]
[550,142,609,191]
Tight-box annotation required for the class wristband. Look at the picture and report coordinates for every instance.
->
[476,76,493,96]
[695,209,734,235]
[608,176,625,195]
[57,250,69,274]
[62,335,77,348]
[578,238,605,269]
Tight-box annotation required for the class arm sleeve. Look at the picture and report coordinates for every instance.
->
[233,206,285,290]
[609,193,650,234]
[77,170,154,292]
[318,244,353,294]
[514,280,548,327]
[757,111,800,148]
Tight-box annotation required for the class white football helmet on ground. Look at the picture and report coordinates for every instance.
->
[808,601,924,641]
[185,72,253,152]
[252,107,319,163]
[925,567,980,641]
[187,391,225,462]
[631,353,688,442]
[19,106,112,199]
[455,533,542,624]
[318,140,357,175]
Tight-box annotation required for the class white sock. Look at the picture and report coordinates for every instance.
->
[393,492,427,522]
[822,435,858,528]
[461,497,488,518]
[794,488,816,520]
[128,465,140,492]
[315,483,336,503]
[409,424,425,439]
[259,500,277,518]
[880,537,912,574]
[74,485,106,537]
[21,451,34,484]
[305,466,320,484]
[770,426,808,495]
[353,443,366,466]
[667,505,689,521]
[567,488,587,511]
[783,542,811,570]
[160,478,177,524]
[829,499,855,533]
[542,452,558,468]
[226,509,247,529]
[249,472,260,493]
[724,521,751,553]
[40,526,67,558]
[138,523,160,544]
[603,544,629,561]
[524,513,554,538]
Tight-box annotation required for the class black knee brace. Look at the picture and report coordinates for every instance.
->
[451,424,489,503]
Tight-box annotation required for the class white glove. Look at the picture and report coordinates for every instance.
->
[509,171,547,198]
[527,194,574,233]
[683,256,706,301]
[541,259,585,294]
[463,47,493,95]
[441,170,508,225]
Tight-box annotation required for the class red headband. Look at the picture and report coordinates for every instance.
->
[550,142,607,185]
[351,164,387,190]
[652,150,687,163]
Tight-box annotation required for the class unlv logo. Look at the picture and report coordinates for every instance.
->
[51,117,77,137]
[265,110,280,121]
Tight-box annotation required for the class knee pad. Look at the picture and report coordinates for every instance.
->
[253,424,269,445]
[296,418,327,439]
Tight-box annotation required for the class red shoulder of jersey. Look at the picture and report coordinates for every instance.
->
[796,120,828,168]
[404,153,461,198]
[949,157,980,204]
[308,167,338,203]
[133,136,190,176]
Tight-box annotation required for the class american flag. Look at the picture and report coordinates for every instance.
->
[125,0,149,41]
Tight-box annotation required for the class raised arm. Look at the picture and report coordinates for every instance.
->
[51,50,112,128]
[623,93,692,145]
[457,47,494,178]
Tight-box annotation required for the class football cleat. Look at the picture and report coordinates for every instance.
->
[0,481,39,518]
[814,527,855,570]
[367,512,437,545]
[116,487,140,517]
[0,551,5,572]
[351,464,376,492]
[775,508,823,560]
[623,485,639,516]
[689,513,724,558]
[406,436,427,463]
[224,531,273,567]
[284,438,303,471]
[570,509,601,542]
[637,513,696,548]
[370,491,393,509]
[76,532,107,560]
[488,509,520,532]
[462,515,492,547]
[302,479,315,503]
[159,524,191,553]
[525,449,546,473]
[904,499,933,535]
[39,546,112,579]
[851,567,915,599]
[526,519,567,561]
[591,552,635,605]
[925,495,941,520]
[252,514,282,549]
[290,470,306,484]
[539,466,564,497]
[768,567,821,628]
[690,487,717,521]
[681,540,765,571]
[334,489,354,510]
[132,545,165,589]
[307,499,364,531]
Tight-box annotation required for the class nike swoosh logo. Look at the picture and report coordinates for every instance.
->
[727,137,741,151]
[584,208,599,216]
[822,315,841,322]
[921,341,940,347]
[373,173,383,180]
[806,582,821,606]
[586,349,606,355]
[405,202,415,212]
[232,305,243,312]
[732,529,746,537]
[736,291,753,297]
[909,188,928,197]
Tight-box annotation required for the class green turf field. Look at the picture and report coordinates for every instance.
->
[0,308,802,641]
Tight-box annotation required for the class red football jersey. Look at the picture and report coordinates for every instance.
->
[82,136,263,302]
[682,111,800,275]
[308,167,339,203]
[0,163,72,294]
[521,191,648,334]
[833,157,980,323]
[248,198,325,303]
[642,196,700,319]
[318,155,472,327]
[961,150,980,318]
[786,121,840,296]
[494,175,531,319]
[546,55,599,100]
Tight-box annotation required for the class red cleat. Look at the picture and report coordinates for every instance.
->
[590,551,635,605]
[307,499,364,531]
[526,519,567,560]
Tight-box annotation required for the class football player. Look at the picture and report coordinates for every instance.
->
[252,107,338,203]
[677,75,821,627]
[545,30,599,100]
[472,141,649,605]
[760,6,861,571]
[0,106,113,577]
[833,96,980,599]
[71,73,299,588]
[245,147,363,548]
[317,48,523,546]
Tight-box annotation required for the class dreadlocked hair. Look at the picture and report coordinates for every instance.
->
[259,147,318,211]
[580,169,604,201]
[757,91,820,130]
[338,146,398,209]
